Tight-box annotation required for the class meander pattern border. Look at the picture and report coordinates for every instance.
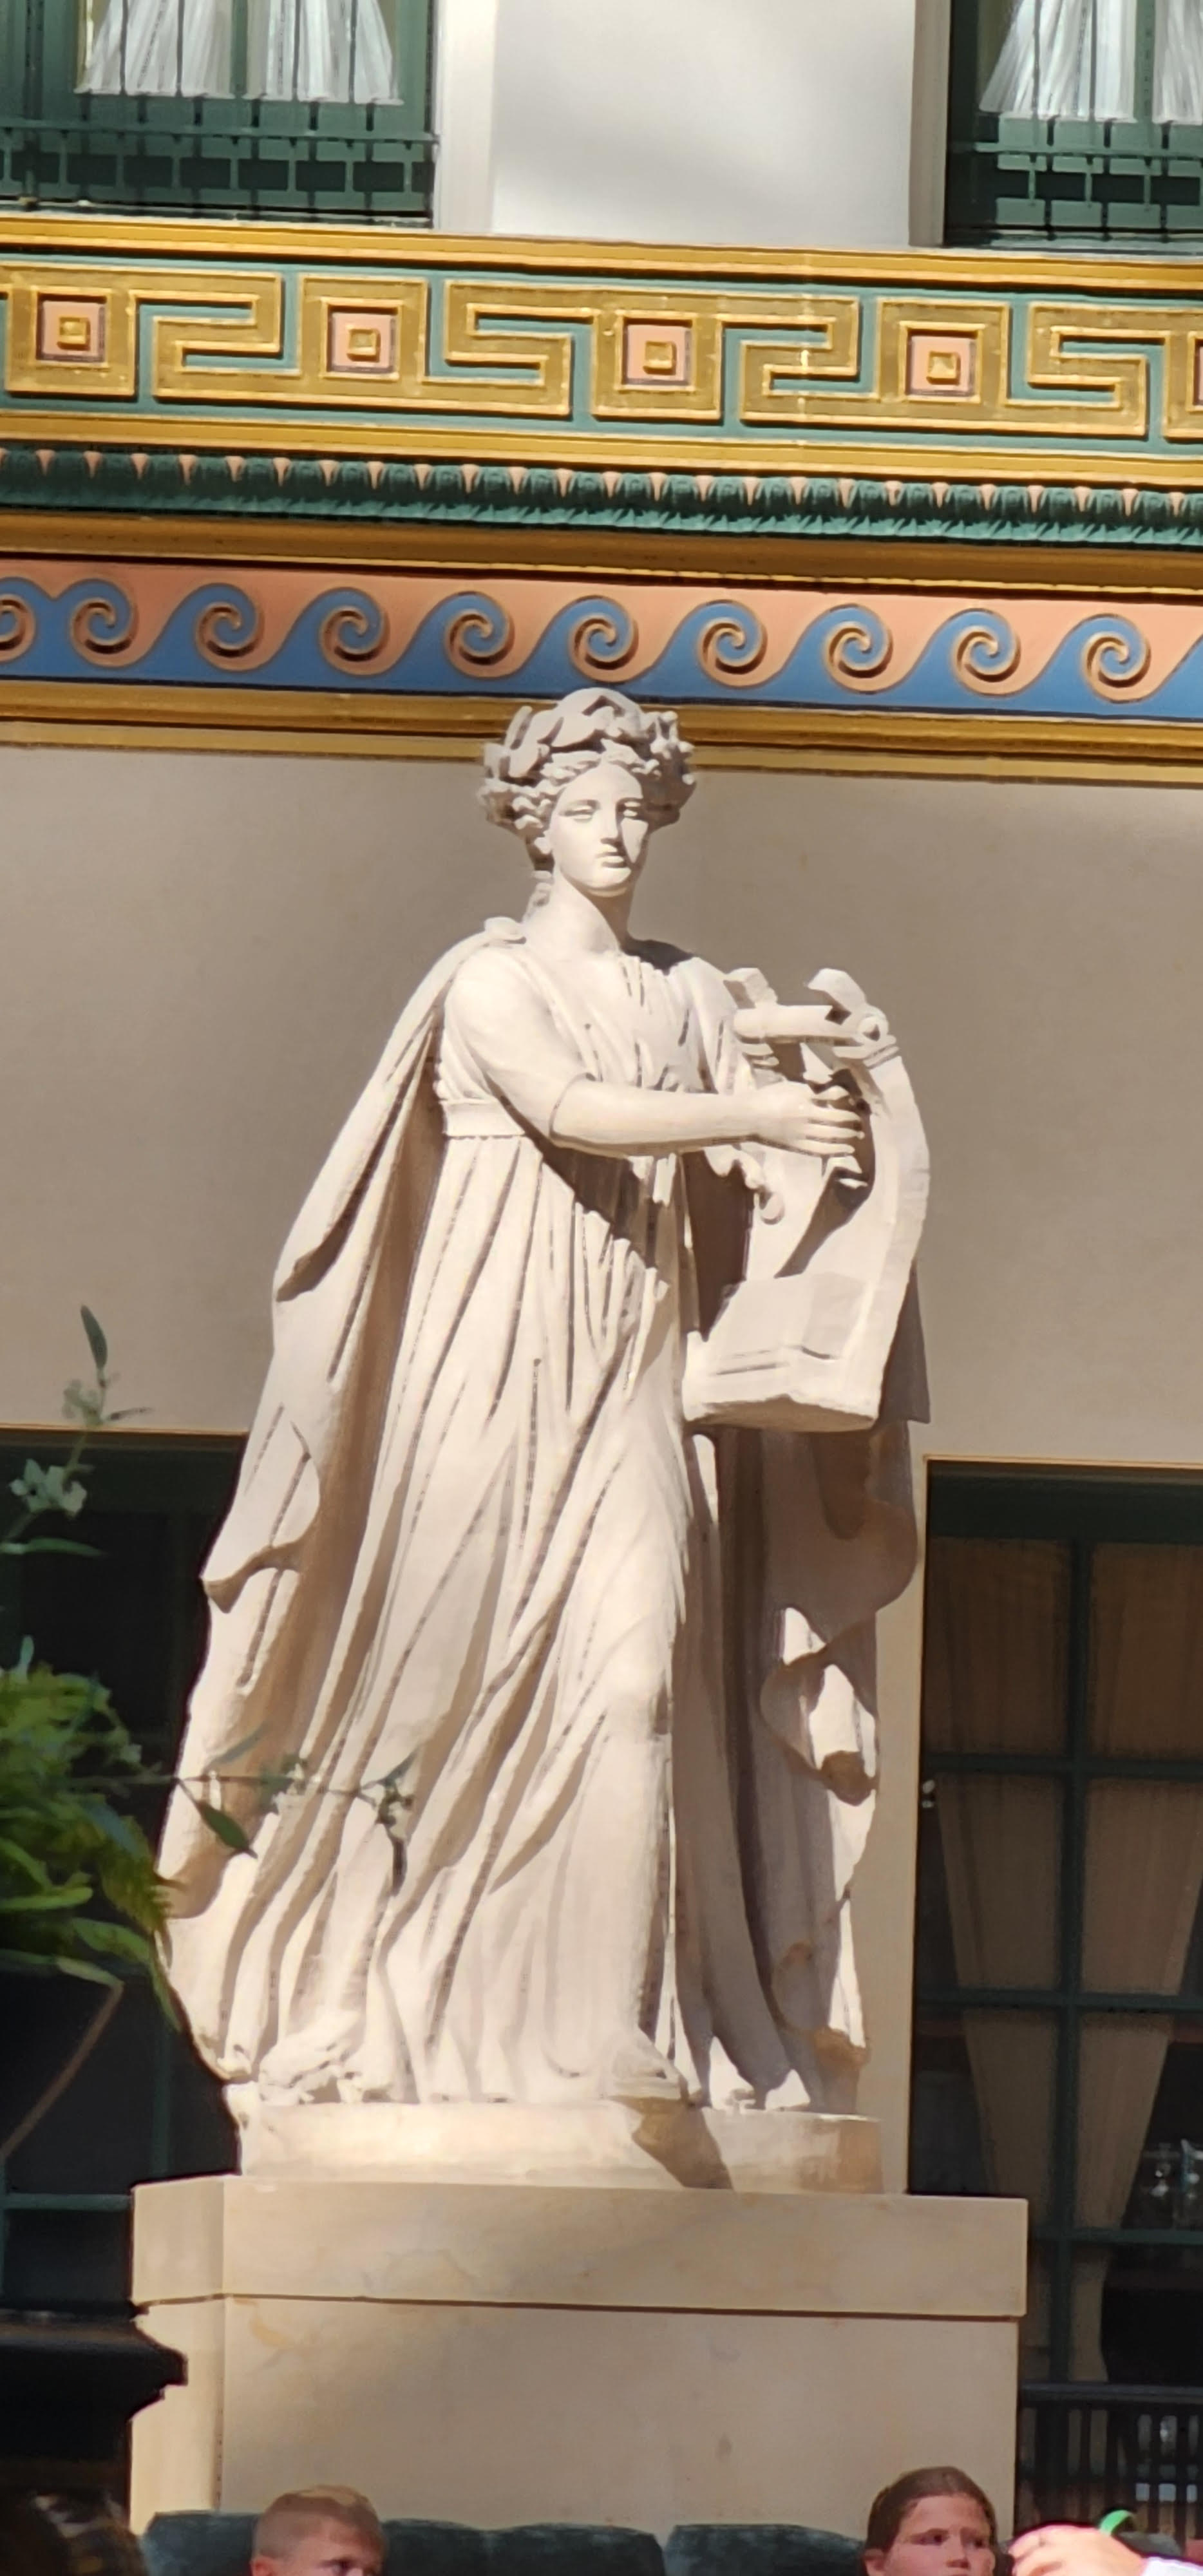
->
[6,220,1203,769]
[9,221,1203,478]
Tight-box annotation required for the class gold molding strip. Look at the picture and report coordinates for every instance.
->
[4,214,1203,298]
[4,681,1203,783]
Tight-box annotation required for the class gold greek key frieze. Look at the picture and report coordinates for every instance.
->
[10,252,1203,459]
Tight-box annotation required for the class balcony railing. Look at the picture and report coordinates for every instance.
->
[1021,2387,1203,2542]
[947,0,1203,242]
[0,0,435,216]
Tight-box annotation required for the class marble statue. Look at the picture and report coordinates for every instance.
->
[161,690,928,2143]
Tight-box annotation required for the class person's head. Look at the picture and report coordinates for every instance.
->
[864,2468,999,2576]
[480,689,694,908]
[251,2487,385,2576]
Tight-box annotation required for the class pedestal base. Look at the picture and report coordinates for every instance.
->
[236,2101,883,2193]
[131,2174,1025,2537]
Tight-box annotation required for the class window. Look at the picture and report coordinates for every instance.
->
[947,0,1203,243]
[911,1466,1203,2534]
[0,1431,242,2315]
[0,0,435,215]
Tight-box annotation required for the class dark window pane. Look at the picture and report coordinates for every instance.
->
[3,2210,129,2309]
[924,1535,1070,1754]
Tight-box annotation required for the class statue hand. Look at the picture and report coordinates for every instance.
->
[748,1079,866,1162]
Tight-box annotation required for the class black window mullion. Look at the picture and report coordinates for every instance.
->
[927,1750,1203,1781]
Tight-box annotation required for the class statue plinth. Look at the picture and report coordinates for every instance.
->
[234,2101,883,2193]
[129,2157,1024,2538]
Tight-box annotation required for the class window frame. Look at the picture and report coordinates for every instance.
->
[913,1462,1203,2387]
[0,0,437,218]
[945,0,1203,245]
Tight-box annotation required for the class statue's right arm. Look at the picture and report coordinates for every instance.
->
[445,949,862,1162]
[550,1077,863,1160]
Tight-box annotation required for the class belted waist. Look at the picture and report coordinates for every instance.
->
[439,1097,527,1138]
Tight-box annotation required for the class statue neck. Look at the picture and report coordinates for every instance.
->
[526,873,632,958]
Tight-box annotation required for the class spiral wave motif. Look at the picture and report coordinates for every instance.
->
[1081,621,1152,696]
[568,603,639,677]
[951,616,1022,688]
[697,606,768,683]
[821,610,893,685]
[69,587,138,660]
[319,597,390,670]
[445,600,515,674]
[0,594,36,658]
[194,592,264,663]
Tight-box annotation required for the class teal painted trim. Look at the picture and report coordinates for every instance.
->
[2,442,1202,547]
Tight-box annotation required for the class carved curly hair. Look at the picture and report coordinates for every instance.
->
[480,688,695,864]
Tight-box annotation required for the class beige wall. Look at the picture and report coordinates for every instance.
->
[435,0,944,249]
[5,745,1203,2174]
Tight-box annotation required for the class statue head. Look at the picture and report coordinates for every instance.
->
[480,690,695,880]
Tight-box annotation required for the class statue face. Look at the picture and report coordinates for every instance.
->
[541,755,652,899]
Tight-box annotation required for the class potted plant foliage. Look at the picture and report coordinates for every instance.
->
[1,1312,415,2166]
[0,1311,169,2162]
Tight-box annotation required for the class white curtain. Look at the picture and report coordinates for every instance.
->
[981,0,1137,115]
[1155,0,1203,120]
[248,0,396,100]
[82,0,232,93]
[983,0,1203,117]
[82,0,397,99]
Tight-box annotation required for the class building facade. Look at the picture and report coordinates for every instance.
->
[4,0,1203,2532]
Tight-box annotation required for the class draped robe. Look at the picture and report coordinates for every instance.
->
[162,921,924,2113]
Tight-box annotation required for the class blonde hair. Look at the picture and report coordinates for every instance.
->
[253,2486,384,2564]
[480,688,694,863]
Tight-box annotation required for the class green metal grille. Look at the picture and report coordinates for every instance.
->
[947,0,1203,243]
[0,0,435,216]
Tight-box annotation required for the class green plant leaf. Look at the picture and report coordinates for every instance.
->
[73,1919,153,1965]
[194,1800,254,1853]
[81,1307,109,1377]
[0,1837,55,1886]
[77,1799,147,1859]
[0,1882,93,1913]
[62,1379,105,1429]
[1,1538,101,1558]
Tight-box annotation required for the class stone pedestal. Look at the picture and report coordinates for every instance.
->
[130,2135,1025,2538]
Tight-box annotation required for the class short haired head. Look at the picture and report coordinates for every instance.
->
[251,2488,384,2576]
[864,2468,998,2566]
[480,688,694,867]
